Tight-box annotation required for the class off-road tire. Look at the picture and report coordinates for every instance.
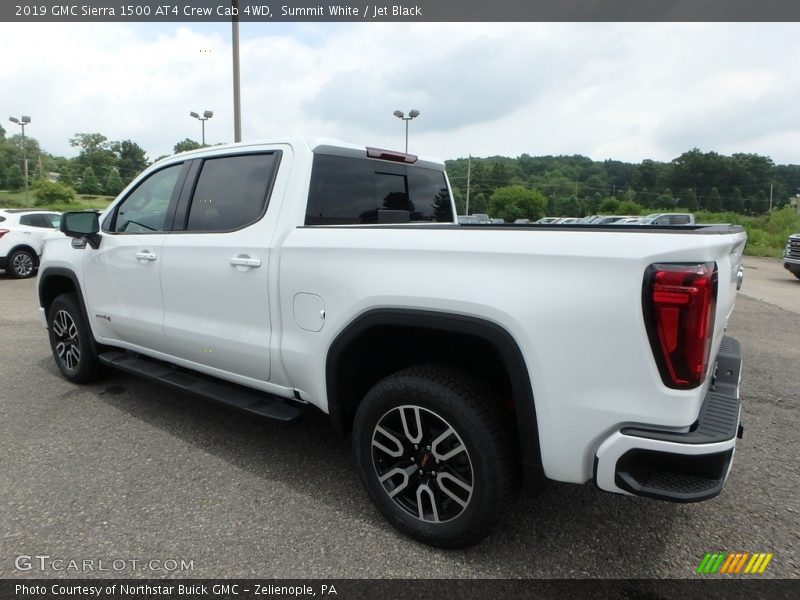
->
[47,293,102,383]
[352,364,518,548]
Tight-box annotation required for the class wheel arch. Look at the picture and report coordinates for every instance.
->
[7,244,40,265]
[38,267,102,358]
[325,308,544,492]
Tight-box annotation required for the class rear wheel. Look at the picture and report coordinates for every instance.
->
[352,364,517,548]
[7,248,36,278]
[47,293,101,383]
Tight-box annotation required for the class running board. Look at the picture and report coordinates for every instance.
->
[98,351,302,424]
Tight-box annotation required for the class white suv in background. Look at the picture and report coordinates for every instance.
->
[0,209,62,278]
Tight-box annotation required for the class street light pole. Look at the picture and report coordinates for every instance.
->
[8,115,31,202]
[189,110,214,145]
[232,0,242,143]
[392,109,420,153]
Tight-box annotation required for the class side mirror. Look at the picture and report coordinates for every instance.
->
[60,211,101,249]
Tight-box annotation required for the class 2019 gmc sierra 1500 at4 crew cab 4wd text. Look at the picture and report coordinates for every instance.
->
[37,138,747,547]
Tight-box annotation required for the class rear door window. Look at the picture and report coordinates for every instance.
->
[184,153,280,232]
[20,214,49,227]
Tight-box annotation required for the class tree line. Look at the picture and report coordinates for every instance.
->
[446,149,800,221]
[1,125,799,219]
[0,126,205,204]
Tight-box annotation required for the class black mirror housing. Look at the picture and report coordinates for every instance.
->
[61,211,101,248]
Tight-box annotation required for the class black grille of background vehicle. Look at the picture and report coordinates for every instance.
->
[786,237,800,259]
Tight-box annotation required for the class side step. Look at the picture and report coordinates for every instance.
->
[99,351,302,424]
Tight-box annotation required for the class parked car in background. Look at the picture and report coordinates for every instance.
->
[490,218,505,224]
[559,217,581,224]
[534,217,560,224]
[640,213,696,225]
[457,215,479,224]
[472,213,492,224]
[513,218,530,224]
[784,233,800,280]
[0,209,62,278]
[611,217,643,225]
[593,215,629,225]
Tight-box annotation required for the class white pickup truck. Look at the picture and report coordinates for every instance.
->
[37,138,747,548]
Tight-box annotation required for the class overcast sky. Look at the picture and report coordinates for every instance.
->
[2,22,799,164]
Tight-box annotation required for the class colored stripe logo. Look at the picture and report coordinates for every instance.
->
[696,552,773,574]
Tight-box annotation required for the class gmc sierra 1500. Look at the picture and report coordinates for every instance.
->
[38,138,747,547]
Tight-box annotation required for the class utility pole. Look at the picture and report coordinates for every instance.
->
[465,155,471,216]
[769,184,773,212]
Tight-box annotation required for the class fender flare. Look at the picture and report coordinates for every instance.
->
[38,266,102,358]
[326,308,544,491]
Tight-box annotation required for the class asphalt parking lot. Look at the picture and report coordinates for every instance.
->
[1,259,798,579]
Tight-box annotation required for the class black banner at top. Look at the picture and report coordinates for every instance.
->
[3,0,800,22]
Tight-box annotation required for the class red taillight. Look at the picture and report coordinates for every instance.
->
[0,229,9,239]
[643,262,718,389]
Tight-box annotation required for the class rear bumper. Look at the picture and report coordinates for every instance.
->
[594,336,742,502]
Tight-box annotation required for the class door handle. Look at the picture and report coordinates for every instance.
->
[229,256,262,268]
[135,251,157,261]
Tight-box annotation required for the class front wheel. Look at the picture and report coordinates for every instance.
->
[47,293,101,383]
[352,365,518,548]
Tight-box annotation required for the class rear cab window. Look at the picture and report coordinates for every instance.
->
[305,154,454,225]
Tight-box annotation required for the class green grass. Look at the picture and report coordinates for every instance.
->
[0,189,114,212]
[696,207,800,258]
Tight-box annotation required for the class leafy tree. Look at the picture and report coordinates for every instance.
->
[59,163,75,187]
[104,169,125,196]
[32,160,46,182]
[469,192,488,215]
[707,187,723,212]
[585,193,602,215]
[616,200,644,215]
[598,197,620,213]
[33,180,76,206]
[6,164,23,190]
[554,196,581,217]
[79,167,102,195]
[0,162,6,188]
[489,185,547,221]
[750,190,769,214]
[70,133,116,181]
[728,188,744,213]
[681,189,698,211]
[112,140,149,183]
[631,159,663,193]
[655,188,674,209]
[489,162,512,189]
[469,162,494,200]
[173,138,203,153]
